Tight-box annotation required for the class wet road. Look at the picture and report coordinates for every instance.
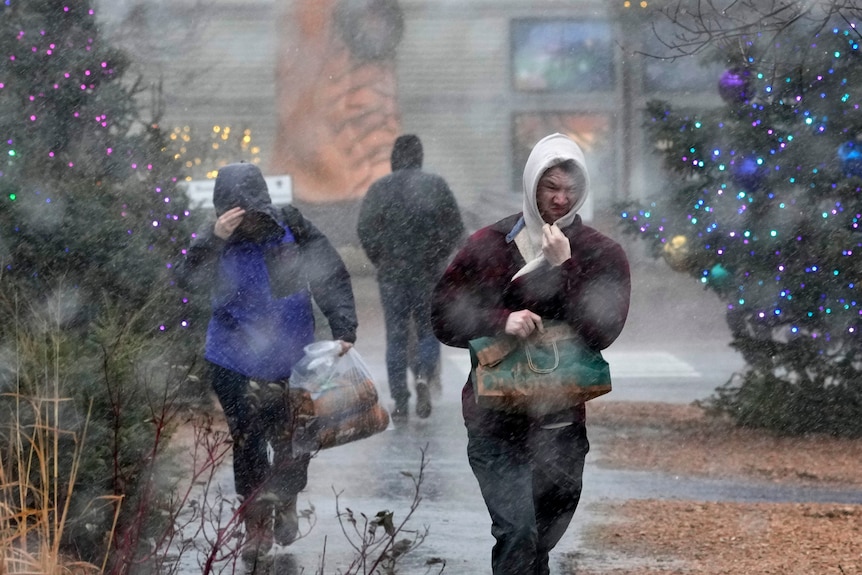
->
[180,269,860,574]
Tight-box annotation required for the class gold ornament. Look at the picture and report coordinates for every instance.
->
[662,235,690,272]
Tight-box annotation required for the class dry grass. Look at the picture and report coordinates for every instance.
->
[588,400,862,486]
[0,394,113,575]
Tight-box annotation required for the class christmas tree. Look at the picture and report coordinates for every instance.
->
[620,21,862,436]
[0,0,192,332]
[0,0,198,566]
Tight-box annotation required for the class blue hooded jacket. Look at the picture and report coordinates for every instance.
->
[179,163,357,381]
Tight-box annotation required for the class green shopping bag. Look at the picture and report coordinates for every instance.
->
[468,321,611,416]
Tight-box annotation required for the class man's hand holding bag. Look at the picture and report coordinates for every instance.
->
[468,320,611,417]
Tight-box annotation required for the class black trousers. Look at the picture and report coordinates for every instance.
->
[209,362,310,502]
[467,421,589,575]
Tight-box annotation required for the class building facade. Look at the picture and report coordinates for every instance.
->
[98,0,725,234]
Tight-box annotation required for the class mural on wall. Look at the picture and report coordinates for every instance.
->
[272,0,403,203]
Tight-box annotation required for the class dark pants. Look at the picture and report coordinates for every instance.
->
[378,279,440,406]
[467,421,589,575]
[209,362,310,502]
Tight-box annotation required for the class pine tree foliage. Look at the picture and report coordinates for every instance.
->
[619,20,862,436]
[0,0,191,331]
[0,0,198,566]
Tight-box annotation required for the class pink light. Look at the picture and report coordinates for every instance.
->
[29,115,36,121]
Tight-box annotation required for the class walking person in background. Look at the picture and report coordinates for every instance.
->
[357,134,465,421]
[431,133,631,574]
[177,162,358,563]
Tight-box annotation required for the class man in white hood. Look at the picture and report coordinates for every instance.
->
[432,133,631,574]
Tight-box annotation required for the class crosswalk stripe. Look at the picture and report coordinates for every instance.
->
[603,351,701,378]
[443,348,701,379]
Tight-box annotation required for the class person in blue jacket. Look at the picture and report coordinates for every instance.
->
[178,162,358,562]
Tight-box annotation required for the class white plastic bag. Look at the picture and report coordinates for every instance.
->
[290,342,389,452]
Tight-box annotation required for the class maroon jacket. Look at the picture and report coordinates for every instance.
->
[431,213,631,438]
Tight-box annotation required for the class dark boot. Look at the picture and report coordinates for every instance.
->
[240,499,273,563]
[274,495,299,546]
[415,378,432,418]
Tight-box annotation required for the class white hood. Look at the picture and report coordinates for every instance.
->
[513,133,590,280]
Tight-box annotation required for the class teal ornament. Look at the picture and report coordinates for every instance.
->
[709,263,730,285]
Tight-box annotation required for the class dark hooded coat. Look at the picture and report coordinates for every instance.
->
[357,136,465,283]
[431,214,631,435]
[431,133,630,437]
[178,163,357,381]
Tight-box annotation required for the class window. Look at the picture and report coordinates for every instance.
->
[511,19,615,93]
